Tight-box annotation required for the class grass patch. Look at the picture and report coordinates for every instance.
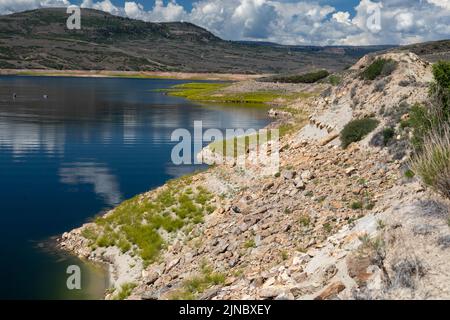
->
[165,82,306,105]
[244,239,256,249]
[341,118,379,148]
[114,283,136,300]
[84,176,214,266]
[169,264,225,300]
[299,216,311,227]
[411,127,450,199]
[404,169,415,179]
[351,201,363,210]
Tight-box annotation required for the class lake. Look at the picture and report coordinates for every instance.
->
[0,76,270,299]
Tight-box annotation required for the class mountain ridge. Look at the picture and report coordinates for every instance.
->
[0,8,393,73]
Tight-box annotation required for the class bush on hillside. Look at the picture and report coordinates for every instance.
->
[430,61,450,114]
[341,118,379,148]
[411,126,450,199]
[361,58,397,80]
[271,70,330,84]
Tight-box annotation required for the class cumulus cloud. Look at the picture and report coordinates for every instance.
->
[81,0,123,16]
[0,0,69,15]
[0,0,449,45]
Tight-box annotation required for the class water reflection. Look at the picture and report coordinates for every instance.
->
[59,162,123,207]
[0,117,65,157]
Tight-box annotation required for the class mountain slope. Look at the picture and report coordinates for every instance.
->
[0,8,390,74]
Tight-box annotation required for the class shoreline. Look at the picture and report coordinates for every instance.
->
[58,52,448,300]
[0,69,267,81]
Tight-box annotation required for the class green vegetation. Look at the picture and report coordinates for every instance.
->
[323,223,333,233]
[114,283,137,300]
[411,129,450,199]
[350,201,363,210]
[404,169,415,179]
[244,239,256,249]
[410,61,450,199]
[169,264,225,300]
[340,118,379,148]
[382,127,395,145]
[271,70,330,84]
[361,58,397,80]
[165,82,308,105]
[327,74,342,86]
[83,175,214,266]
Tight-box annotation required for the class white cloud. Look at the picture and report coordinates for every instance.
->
[0,0,69,15]
[81,0,122,15]
[427,0,450,10]
[0,0,449,45]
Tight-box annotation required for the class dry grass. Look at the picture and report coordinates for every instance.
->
[411,125,450,199]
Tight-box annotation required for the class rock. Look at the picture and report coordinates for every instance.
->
[143,270,159,285]
[323,264,338,281]
[199,287,220,300]
[141,291,159,300]
[412,224,436,236]
[314,281,345,300]
[283,170,296,180]
[259,286,286,299]
[294,178,305,190]
[165,257,180,272]
[216,241,229,254]
[345,167,357,176]
[232,206,241,213]
[347,254,373,284]
[438,235,450,249]
[275,292,295,300]
[301,170,314,181]
[263,182,275,191]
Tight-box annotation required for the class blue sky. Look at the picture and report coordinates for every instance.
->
[72,0,359,15]
[0,1,449,45]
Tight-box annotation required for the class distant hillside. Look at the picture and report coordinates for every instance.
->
[0,8,392,74]
[391,39,450,62]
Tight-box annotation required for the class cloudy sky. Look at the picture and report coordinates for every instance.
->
[0,0,449,45]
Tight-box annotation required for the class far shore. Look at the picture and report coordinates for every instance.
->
[0,69,267,81]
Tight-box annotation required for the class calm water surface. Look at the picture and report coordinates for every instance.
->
[0,76,270,299]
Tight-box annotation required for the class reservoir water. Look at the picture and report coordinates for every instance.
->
[0,76,270,299]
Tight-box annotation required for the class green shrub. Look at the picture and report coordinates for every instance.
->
[170,265,225,300]
[430,61,450,114]
[341,118,379,148]
[328,75,342,86]
[411,127,450,199]
[114,283,136,300]
[351,201,363,210]
[272,70,330,84]
[404,169,415,179]
[409,103,442,149]
[382,127,395,145]
[361,58,397,80]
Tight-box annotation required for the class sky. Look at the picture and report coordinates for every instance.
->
[0,0,449,46]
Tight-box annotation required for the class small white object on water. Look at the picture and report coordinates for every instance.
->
[43,95,48,99]
[13,93,17,99]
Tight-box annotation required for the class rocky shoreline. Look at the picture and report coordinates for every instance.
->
[59,52,450,300]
